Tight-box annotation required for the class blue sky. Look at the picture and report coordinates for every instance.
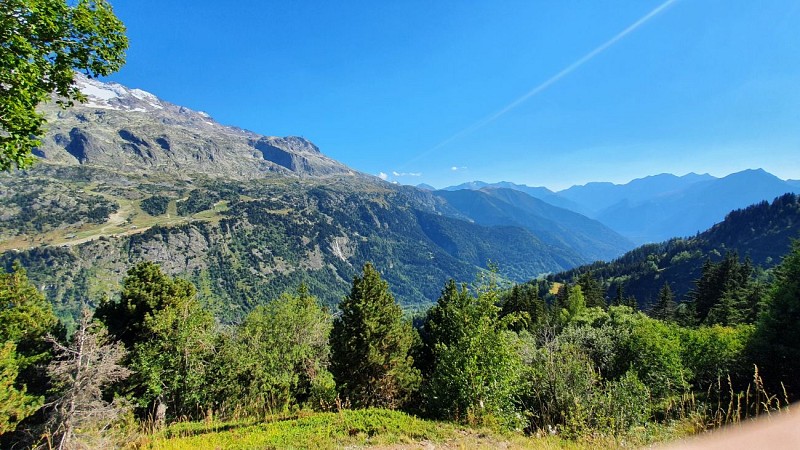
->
[105,0,800,190]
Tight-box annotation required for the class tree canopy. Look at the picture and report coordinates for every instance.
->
[0,0,127,170]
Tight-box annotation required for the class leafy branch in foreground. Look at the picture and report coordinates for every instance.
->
[0,0,128,170]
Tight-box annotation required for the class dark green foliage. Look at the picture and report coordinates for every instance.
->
[140,195,170,216]
[650,283,676,322]
[551,193,800,309]
[96,262,215,417]
[752,240,800,396]
[500,282,546,332]
[0,263,60,399]
[0,185,118,234]
[577,272,606,309]
[0,0,128,170]
[176,189,218,216]
[96,261,197,349]
[129,286,215,418]
[330,263,420,409]
[0,342,42,435]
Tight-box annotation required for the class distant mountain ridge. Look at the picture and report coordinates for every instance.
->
[444,170,798,244]
[432,188,633,263]
[549,192,800,307]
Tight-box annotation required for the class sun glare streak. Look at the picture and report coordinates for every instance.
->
[401,0,679,169]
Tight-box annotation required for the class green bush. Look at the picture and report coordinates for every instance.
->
[140,195,170,216]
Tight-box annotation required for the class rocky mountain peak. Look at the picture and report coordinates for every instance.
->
[35,75,354,179]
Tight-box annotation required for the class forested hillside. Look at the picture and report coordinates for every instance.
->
[1,165,593,326]
[433,187,633,262]
[551,193,800,307]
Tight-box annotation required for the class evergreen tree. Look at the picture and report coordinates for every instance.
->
[651,283,676,322]
[500,282,545,332]
[329,263,420,409]
[96,261,197,349]
[577,272,606,309]
[0,342,42,436]
[753,241,800,396]
[0,262,60,431]
[96,262,215,418]
[612,283,624,307]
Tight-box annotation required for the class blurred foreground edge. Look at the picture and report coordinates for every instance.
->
[657,406,798,450]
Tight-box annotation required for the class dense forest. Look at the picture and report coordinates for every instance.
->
[1,238,798,448]
[551,193,800,307]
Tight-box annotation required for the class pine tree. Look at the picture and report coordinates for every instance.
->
[577,272,606,309]
[651,283,676,322]
[0,342,42,436]
[0,262,60,432]
[96,262,215,418]
[329,263,420,409]
[500,282,545,332]
[753,241,800,396]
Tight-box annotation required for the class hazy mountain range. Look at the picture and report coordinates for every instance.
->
[551,192,800,307]
[440,170,798,244]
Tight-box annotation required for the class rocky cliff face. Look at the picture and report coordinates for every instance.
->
[36,74,353,179]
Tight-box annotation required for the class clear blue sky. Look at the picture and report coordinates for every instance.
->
[104,0,800,190]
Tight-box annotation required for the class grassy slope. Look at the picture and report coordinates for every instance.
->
[136,409,682,450]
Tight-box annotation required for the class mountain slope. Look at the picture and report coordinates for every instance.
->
[1,76,638,322]
[550,193,800,306]
[557,173,716,216]
[433,188,633,262]
[595,169,798,243]
[0,168,587,323]
[35,74,354,179]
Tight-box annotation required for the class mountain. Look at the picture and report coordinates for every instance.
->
[35,74,354,179]
[0,76,633,323]
[446,172,798,245]
[432,188,633,263]
[594,169,798,243]
[556,173,716,216]
[441,180,585,215]
[550,193,800,307]
[443,180,553,199]
[415,183,436,191]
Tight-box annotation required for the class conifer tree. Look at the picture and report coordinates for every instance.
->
[329,263,419,409]
[577,272,606,309]
[753,240,800,395]
[500,282,545,332]
[0,263,60,433]
[651,283,676,322]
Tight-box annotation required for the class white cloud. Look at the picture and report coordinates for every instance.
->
[392,171,422,177]
[451,166,467,172]
[378,172,388,180]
